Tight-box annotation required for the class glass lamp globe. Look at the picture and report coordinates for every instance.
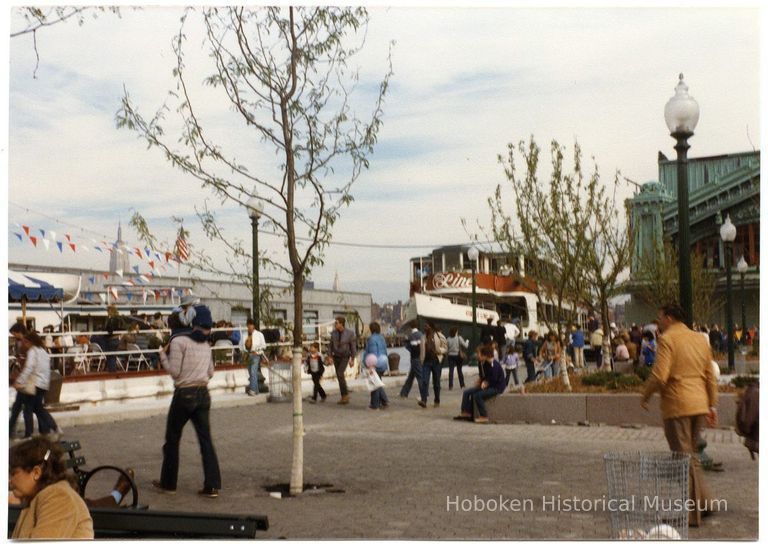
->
[246,195,264,219]
[664,73,700,135]
[467,246,480,262]
[736,255,748,274]
[719,214,737,243]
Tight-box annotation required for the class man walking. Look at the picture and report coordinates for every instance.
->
[329,316,356,405]
[153,306,221,498]
[571,324,585,370]
[399,321,423,398]
[241,318,267,396]
[641,303,718,527]
[523,331,538,383]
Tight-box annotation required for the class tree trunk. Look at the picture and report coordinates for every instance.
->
[555,300,572,391]
[601,301,612,372]
[289,275,304,495]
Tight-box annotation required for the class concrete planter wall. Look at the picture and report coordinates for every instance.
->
[488,393,738,428]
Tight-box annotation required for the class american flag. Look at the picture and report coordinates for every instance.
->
[175,231,189,261]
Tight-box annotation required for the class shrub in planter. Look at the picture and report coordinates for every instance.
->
[582,371,643,390]
[731,375,759,389]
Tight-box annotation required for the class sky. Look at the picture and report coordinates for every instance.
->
[5,3,764,304]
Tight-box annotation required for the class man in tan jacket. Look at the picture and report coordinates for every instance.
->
[641,303,718,527]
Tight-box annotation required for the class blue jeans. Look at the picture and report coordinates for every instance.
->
[370,387,389,409]
[447,355,464,389]
[461,386,499,418]
[105,336,120,372]
[400,358,422,397]
[248,354,262,393]
[160,386,221,490]
[419,358,441,403]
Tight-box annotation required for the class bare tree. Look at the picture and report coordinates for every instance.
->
[117,7,392,495]
[581,171,633,369]
[488,138,604,390]
[11,7,122,77]
[631,240,720,325]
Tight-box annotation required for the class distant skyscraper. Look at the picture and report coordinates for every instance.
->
[109,222,130,277]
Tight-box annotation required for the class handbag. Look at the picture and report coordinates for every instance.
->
[20,380,36,395]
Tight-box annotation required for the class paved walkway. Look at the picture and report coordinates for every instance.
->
[60,380,757,540]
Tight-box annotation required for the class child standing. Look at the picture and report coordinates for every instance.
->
[502,345,522,387]
[305,342,327,403]
[364,353,389,410]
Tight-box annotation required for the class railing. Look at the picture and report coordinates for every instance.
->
[8,328,344,378]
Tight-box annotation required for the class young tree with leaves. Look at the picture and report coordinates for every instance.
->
[117,6,392,495]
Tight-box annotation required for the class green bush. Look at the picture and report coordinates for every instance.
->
[582,371,643,390]
[731,375,759,388]
[635,365,651,381]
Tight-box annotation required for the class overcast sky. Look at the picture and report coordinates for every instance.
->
[6,4,763,304]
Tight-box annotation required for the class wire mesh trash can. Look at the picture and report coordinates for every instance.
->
[603,452,690,540]
[268,361,292,402]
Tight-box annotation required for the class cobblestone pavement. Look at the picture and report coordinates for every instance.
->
[67,385,758,540]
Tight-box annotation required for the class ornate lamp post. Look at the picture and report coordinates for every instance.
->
[720,214,737,371]
[246,192,267,392]
[736,255,748,345]
[467,246,479,356]
[246,193,264,326]
[664,73,700,327]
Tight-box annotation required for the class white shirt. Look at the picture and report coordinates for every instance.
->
[504,323,520,342]
[17,346,52,390]
[242,329,267,355]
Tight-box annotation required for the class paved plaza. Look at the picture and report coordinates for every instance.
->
[62,379,757,540]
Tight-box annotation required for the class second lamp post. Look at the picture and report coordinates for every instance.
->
[468,246,479,356]
[720,214,737,371]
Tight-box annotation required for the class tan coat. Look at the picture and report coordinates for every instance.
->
[642,321,718,420]
[12,480,94,539]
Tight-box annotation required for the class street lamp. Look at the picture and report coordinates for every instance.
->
[246,193,264,327]
[720,214,737,371]
[736,255,748,347]
[246,191,267,393]
[665,73,700,327]
[467,246,479,356]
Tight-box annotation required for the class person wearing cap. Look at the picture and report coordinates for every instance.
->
[153,305,221,499]
[177,294,200,327]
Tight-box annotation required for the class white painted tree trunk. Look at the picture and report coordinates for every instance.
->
[289,346,304,495]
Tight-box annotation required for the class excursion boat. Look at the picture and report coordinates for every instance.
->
[405,245,587,341]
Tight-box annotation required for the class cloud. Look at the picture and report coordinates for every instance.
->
[8,6,761,304]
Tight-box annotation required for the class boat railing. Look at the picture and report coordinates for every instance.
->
[8,328,333,379]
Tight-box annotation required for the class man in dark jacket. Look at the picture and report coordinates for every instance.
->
[454,345,505,423]
[523,331,539,383]
[329,316,356,405]
[399,321,423,399]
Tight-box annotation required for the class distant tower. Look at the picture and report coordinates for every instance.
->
[626,181,673,274]
[333,271,340,291]
[109,222,131,277]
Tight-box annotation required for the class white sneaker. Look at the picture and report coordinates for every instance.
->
[246,389,257,397]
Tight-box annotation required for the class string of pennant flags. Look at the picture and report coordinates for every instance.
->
[11,221,193,303]
[11,222,187,272]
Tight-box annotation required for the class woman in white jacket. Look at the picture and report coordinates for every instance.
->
[13,330,59,440]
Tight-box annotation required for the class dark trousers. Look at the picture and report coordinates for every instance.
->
[310,371,326,400]
[19,388,57,436]
[160,386,221,490]
[9,392,24,437]
[419,358,441,403]
[664,415,713,527]
[505,367,519,386]
[400,358,422,397]
[447,355,465,389]
[370,387,389,409]
[333,356,350,397]
[105,336,120,372]
[524,357,536,383]
[461,386,499,418]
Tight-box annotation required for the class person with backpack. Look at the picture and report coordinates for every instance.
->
[417,322,447,408]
